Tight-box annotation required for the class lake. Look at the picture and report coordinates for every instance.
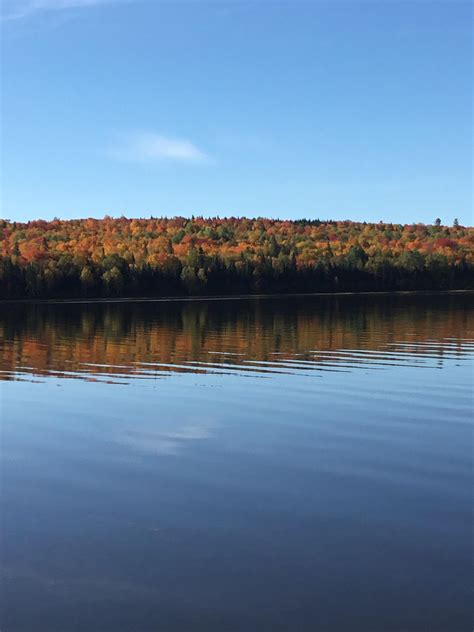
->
[0,293,472,631]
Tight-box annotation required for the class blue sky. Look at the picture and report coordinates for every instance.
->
[1,0,472,224]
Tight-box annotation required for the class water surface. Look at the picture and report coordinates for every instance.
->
[1,294,472,631]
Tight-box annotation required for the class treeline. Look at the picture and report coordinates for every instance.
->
[0,216,472,298]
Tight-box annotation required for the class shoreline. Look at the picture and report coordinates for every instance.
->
[0,289,472,306]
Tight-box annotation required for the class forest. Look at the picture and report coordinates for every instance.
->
[0,216,472,299]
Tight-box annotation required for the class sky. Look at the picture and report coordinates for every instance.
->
[1,0,472,225]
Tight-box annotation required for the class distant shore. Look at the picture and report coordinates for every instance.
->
[2,217,472,301]
[1,289,472,306]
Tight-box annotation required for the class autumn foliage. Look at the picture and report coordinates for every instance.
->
[0,216,473,298]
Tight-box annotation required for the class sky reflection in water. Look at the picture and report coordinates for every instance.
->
[0,294,472,631]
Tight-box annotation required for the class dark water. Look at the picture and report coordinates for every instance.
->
[0,294,472,632]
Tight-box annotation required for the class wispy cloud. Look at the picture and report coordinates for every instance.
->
[2,0,121,21]
[108,132,210,165]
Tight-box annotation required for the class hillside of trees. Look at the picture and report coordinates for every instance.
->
[0,216,472,299]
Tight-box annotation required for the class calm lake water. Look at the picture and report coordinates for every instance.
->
[0,293,472,632]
